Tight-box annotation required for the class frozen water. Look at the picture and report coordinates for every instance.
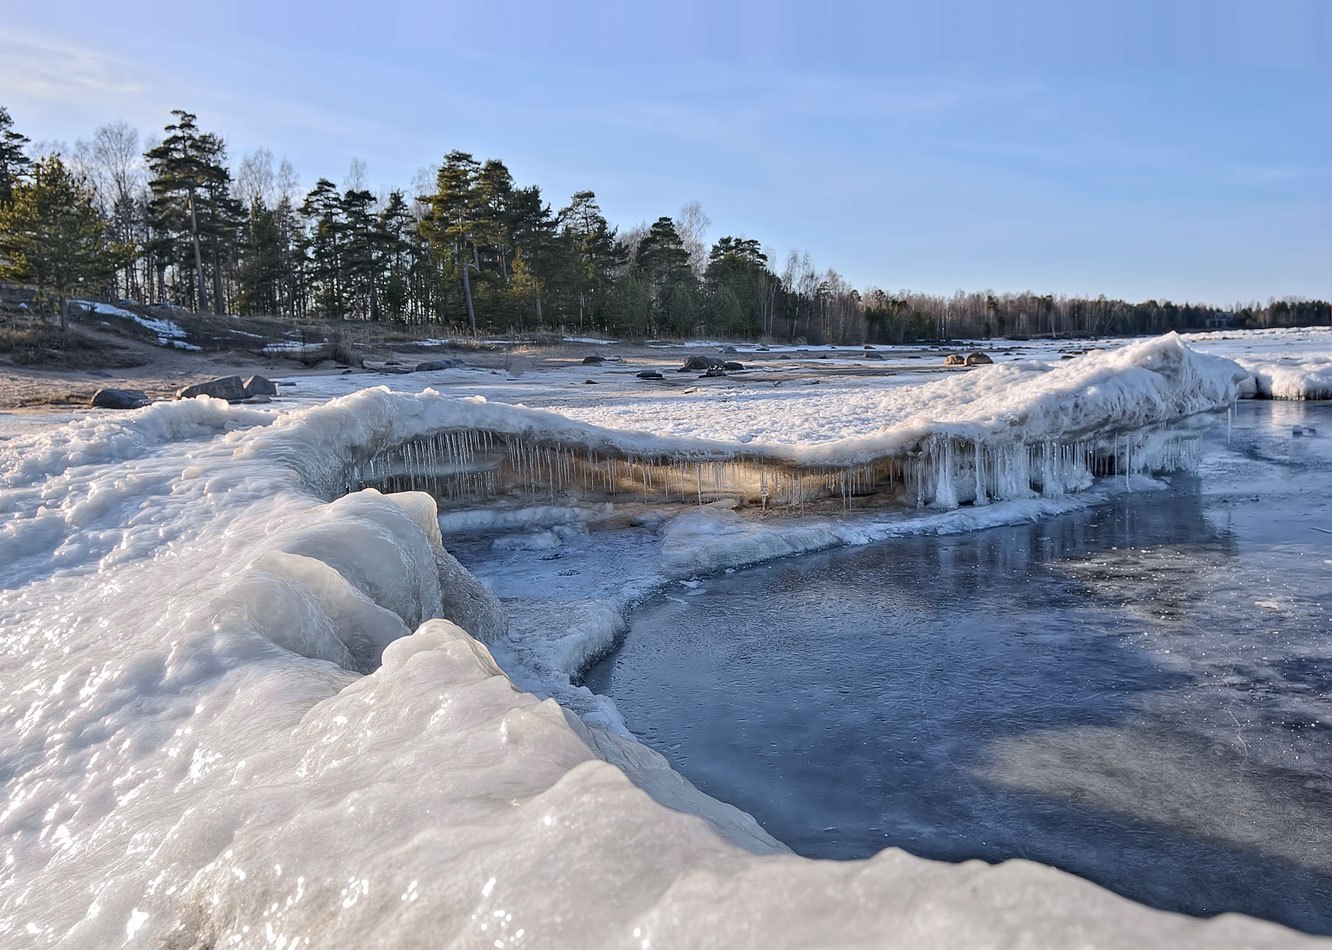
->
[584,400,1332,935]
[0,334,1324,948]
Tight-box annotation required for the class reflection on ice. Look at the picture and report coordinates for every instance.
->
[583,401,1332,935]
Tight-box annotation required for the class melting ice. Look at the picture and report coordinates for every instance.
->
[0,334,1323,948]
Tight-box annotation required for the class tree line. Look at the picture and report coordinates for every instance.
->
[1,105,1326,342]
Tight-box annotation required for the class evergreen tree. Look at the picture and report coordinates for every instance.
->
[505,184,562,325]
[634,216,696,335]
[340,187,379,320]
[0,155,121,329]
[375,190,414,322]
[475,158,514,281]
[233,199,285,315]
[0,106,32,206]
[558,191,619,331]
[300,178,345,318]
[145,111,234,312]
[704,237,775,337]
[420,151,483,331]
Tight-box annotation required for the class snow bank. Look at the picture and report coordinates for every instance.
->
[0,335,1308,948]
[1236,354,1332,400]
[76,299,201,349]
[340,333,1241,509]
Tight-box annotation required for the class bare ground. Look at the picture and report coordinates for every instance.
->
[0,303,963,412]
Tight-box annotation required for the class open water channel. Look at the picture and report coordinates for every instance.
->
[583,401,1332,934]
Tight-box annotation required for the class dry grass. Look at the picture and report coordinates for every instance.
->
[0,321,146,369]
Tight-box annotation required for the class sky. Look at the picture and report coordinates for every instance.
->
[2,0,1328,306]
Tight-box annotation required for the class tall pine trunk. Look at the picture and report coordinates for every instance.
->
[457,241,476,333]
[186,189,209,312]
[211,245,225,316]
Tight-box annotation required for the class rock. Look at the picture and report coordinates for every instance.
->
[723,361,745,371]
[965,351,994,365]
[719,346,738,355]
[701,365,727,378]
[583,379,598,385]
[415,359,457,372]
[678,355,726,372]
[757,345,770,351]
[243,374,278,397]
[176,376,246,401]
[944,353,966,366]
[582,355,605,365]
[862,351,885,360]
[863,344,876,350]
[636,370,664,379]
[90,388,149,410]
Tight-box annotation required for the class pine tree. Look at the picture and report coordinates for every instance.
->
[301,178,345,318]
[233,199,285,315]
[0,155,120,329]
[420,151,483,331]
[145,111,236,312]
[0,106,32,207]
[340,188,379,320]
[634,216,696,335]
[558,191,619,330]
[375,190,414,322]
[704,237,774,336]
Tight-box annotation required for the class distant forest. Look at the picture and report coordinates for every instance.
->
[1,106,1327,343]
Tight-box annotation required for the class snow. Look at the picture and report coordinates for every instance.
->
[262,339,326,353]
[563,335,618,345]
[1181,327,1332,400]
[76,300,201,350]
[0,333,1320,948]
[1234,354,1332,400]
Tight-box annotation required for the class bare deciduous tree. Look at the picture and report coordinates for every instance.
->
[676,200,710,277]
[235,147,276,208]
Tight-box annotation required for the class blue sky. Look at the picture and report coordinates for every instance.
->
[2,0,1328,305]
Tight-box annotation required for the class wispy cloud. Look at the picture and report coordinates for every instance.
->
[0,33,147,106]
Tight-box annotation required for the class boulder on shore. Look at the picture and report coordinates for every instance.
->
[176,376,246,401]
[636,370,664,379]
[414,359,457,372]
[91,388,149,410]
[965,351,994,365]
[243,375,278,396]
[723,361,746,371]
[678,355,726,372]
[582,355,605,365]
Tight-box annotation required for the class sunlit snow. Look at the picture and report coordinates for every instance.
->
[0,331,1327,948]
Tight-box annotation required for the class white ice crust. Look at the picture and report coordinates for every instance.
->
[0,335,1321,948]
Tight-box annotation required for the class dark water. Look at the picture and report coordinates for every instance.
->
[584,401,1332,934]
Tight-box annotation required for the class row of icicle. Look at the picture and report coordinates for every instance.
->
[344,426,1203,511]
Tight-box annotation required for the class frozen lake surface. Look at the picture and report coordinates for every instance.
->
[585,400,1332,934]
